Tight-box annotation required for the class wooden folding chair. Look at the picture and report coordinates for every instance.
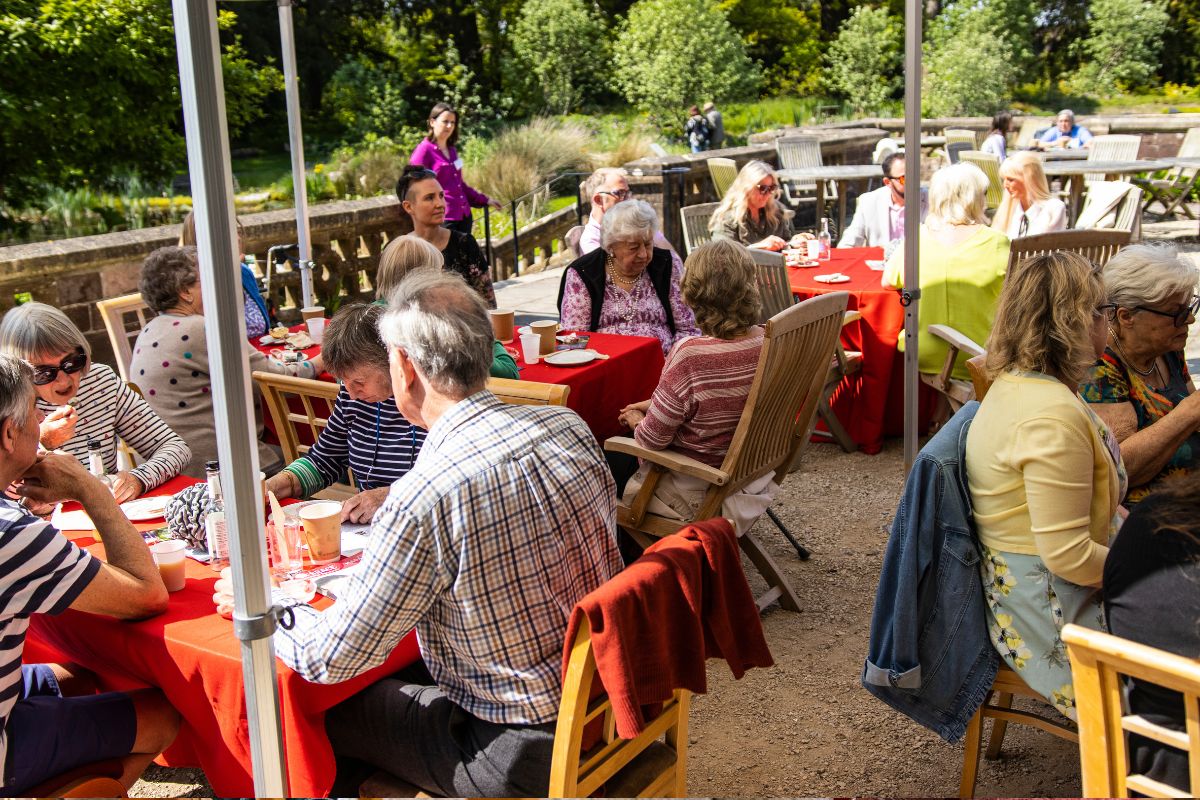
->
[1064,624,1200,798]
[1075,181,1143,236]
[486,377,569,407]
[605,292,849,612]
[549,615,690,798]
[707,157,738,199]
[775,135,835,207]
[748,249,793,323]
[965,353,991,401]
[943,128,978,149]
[959,151,1004,209]
[1137,126,1200,219]
[811,311,863,453]
[1006,229,1131,276]
[959,665,1078,798]
[252,371,355,499]
[96,292,153,381]
[921,324,985,415]
[1014,118,1052,150]
[1086,134,1143,189]
[680,202,720,256]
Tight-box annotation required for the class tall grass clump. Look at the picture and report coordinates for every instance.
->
[466,118,593,205]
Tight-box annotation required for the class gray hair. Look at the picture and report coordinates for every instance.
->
[0,355,35,429]
[1057,108,1076,122]
[1103,243,1199,310]
[0,302,92,373]
[928,163,989,226]
[378,269,492,398]
[583,167,628,203]
[140,246,199,314]
[601,199,658,250]
[322,303,388,376]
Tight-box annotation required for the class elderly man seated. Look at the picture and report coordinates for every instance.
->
[0,355,179,794]
[218,270,624,797]
[838,153,927,250]
[1038,109,1093,149]
[578,167,679,261]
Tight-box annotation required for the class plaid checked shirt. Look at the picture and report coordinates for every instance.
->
[273,390,623,724]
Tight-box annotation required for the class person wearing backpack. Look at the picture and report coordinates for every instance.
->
[685,105,711,153]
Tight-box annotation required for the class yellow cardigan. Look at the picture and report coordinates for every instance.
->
[965,371,1119,587]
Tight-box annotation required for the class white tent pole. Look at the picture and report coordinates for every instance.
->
[171,1,288,795]
[902,0,923,471]
[278,0,315,309]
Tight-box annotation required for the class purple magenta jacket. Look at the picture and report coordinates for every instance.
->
[408,138,492,223]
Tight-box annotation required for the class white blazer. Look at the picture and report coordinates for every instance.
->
[838,186,928,248]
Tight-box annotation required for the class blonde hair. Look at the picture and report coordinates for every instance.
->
[991,151,1051,234]
[681,240,762,339]
[985,251,1104,387]
[708,160,783,234]
[928,163,989,226]
[376,235,444,300]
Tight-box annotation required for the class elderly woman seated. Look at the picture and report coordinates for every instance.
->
[130,246,323,478]
[376,236,518,379]
[558,200,699,355]
[264,303,425,523]
[883,163,1009,381]
[708,160,808,251]
[617,240,775,534]
[968,251,1120,720]
[0,303,191,504]
[1082,243,1200,504]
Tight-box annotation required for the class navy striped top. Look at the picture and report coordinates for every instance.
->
[284,388,426,495]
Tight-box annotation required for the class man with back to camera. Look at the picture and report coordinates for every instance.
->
[838,152,928,249]
[0,354,179,794]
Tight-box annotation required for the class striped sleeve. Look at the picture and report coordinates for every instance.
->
[297,390,354,492]
[635,343,695,451]
[112,377,192,490]
[0,505,100,617]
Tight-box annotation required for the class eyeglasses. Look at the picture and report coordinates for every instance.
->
[753,183,779,196]
[885,174,906,185]
[1094,303,1117,319]
[598,189,631,201]
[30,347,87,386]
[1133,296,1200,327]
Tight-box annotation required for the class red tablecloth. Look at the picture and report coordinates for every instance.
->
[23,476,420,796]
[517,331,665,441]
[789,247,935,454]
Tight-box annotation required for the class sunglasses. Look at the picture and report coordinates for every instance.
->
[598,189,631,201]
[1133,296,1200,327]
[754,183,779,196]
[886,174,906,185]
[31,347,87,386]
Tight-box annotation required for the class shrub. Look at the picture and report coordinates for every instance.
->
[611,0,760,113]
[464,119,593,205]
[923,8,1017,116]
[824,6,903,114]
[1068,0,1169,95]
[719,0,823,95]
[322,135,419,199]
[510,0,609,114]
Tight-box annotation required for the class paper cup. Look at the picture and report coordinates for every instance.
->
[531,320,558,355]
[520,333,541,364]
[150,540,187,592]
[489,309,515,343]
[298,501,342,564]
[805,239,821,261]
[306,316,326,344]
[300,306,325,323]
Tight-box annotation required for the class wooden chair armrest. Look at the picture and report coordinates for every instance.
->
[603,436,729,486]
[927,324,985,357]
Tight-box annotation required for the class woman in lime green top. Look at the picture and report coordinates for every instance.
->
[966,251,1125,721]
[882,163,1009,380]
[375,235,518,379]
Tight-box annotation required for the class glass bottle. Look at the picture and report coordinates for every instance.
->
[204,460,230,572]
[818,217,832,261]
[86,439,111,488]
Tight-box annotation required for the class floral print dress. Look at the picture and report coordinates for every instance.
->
[980,398,1127,721]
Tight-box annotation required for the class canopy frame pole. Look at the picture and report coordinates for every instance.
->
[278,0,315,308]
[171,1,288,794]
[902,0,923,471]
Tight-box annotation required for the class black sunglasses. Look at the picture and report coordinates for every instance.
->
[598,189,631,201]
[31,347,87,386]
[1133,296,1200,327]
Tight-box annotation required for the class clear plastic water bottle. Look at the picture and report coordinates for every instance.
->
[204,460,230,572]
[86,439,113,490]
[818,218,833,261]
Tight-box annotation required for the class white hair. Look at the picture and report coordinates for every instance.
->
[378,269,492,398]
[928,163,989,226]
[584,167,628,204]
[0,355,35,429]
[601,199,659,250]
[1057,109,1076,122]
[1103,243,1199,310]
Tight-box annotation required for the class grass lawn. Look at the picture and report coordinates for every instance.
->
[231,151,293,193]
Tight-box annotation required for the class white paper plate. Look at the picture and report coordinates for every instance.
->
[121,495,173,521]
[813,273,851,284]
[543,349,598,367]
[866,260,886,271]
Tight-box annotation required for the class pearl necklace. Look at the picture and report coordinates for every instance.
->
[606,254,640,325]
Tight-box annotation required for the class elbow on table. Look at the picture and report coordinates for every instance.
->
[118,583,171,620]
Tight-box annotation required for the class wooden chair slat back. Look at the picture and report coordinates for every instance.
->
[1006,229,1131,276]
[775,136,823,171]
[486,377,570,407]
[680,202,720,256]
[251,371,340,465]
[707,157,738,199]
[719,291,848,489]
[959,151,1004,209]
[1014,118,1052,149]
[943,129,978,149]
[1086,134,1143,188]
[1064,624,1200,798]
[96,292,153,382]
[748,249,794,323]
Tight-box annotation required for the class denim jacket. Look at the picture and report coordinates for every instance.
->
[861,402,997,742]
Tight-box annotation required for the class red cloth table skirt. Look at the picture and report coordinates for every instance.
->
[789,247,936,454]
[23,476,420,796]
[251,326,328,448]
[516,331,665,442]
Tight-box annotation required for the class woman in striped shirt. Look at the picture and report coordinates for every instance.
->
[617,239,776,534]
[264,303,426,523]
[0,303,191,503]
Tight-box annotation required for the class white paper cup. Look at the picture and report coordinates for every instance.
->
[298,501,342,564]
[306,316,326,344]
[520,333,541,364]
[805,239,821,260]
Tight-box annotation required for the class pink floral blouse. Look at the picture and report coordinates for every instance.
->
[559,261,699,354]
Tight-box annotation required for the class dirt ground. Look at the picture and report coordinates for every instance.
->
[130,439,1083,799]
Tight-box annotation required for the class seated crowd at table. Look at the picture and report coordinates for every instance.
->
[0,118,1196,796]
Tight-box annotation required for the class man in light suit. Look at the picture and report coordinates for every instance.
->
[838,153,927,249]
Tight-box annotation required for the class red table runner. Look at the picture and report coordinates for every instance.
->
[24,476,420,796]
[789,247,935,454]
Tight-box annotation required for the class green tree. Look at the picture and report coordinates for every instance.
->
[0,1,281,211]
[823,6,902,112]
[922,7,1017,116]
[510,0,608,113]
[719,0,823,94]
[1160,0,1200,85]
[611,0,760,112]
[1070,0,1169,94]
